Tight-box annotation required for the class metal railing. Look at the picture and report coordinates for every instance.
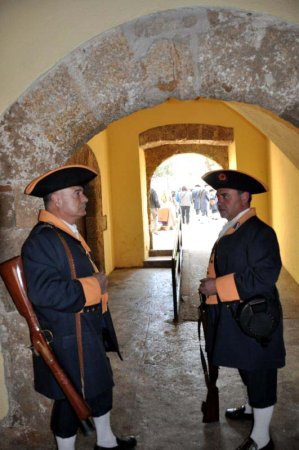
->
[171,216,183,322]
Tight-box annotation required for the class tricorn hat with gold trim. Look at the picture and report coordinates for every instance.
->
[24,164,98,198]
[202,170,267,194]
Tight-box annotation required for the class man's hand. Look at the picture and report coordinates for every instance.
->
[94,271,108,294]
[199,277,217,297]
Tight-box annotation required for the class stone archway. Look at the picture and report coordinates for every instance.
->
[1,7,298,257]
[140,123,232,185]
[0,5,298,437]
[140,123,232,246]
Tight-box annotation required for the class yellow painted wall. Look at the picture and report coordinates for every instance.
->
[104,99,269,267]
[139,148,150,253]
[226,103,270,223]
[88,131,115,274]
[107,120,145,267]
[87,99,298,283]
[268,142,299,282]
[228,141,237,169]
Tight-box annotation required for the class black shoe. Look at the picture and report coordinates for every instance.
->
[236,436,274,450]
[261,440,274,450]
[94,435,137,449]
[236,437,258,450]
[226,405,253,421]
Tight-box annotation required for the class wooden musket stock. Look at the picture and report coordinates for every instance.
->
[0,256,94,436]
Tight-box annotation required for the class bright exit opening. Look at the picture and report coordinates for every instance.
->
[150,153,225,251]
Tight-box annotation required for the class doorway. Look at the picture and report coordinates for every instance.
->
[150,153,223,251]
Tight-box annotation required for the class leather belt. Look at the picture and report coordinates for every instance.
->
[82,303,101,313]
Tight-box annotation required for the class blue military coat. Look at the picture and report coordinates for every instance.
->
[206,214,286,371]
[22,215,115,400]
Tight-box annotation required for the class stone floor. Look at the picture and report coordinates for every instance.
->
[2,215,299,449]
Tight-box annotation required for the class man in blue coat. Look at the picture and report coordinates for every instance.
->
[199,170,285,450]
[22,165,137,450]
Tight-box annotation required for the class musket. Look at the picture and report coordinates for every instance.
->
[0,256,94,436]
[198,293,219,423]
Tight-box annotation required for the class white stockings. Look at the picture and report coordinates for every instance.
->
[251,405,274,449]
[55,435,76,450]
[93,411,117,448]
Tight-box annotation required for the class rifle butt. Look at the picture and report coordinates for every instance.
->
[201,386,219,423]
[0,256,40,328]
[79,418,95,436]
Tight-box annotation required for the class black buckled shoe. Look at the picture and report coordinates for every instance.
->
[236,437,258,450]
[94,435,137,449]
[226,405,253,420]
[236,437,274,450]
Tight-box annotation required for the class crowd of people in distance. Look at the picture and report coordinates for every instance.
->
[150,183,220,231]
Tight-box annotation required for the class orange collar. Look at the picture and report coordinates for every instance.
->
[38,210,91,253]
[221,208,256,238]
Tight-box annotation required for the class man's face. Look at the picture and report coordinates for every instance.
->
[52,186,88,224]
[216,188,249,221]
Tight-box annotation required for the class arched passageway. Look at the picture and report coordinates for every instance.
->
[141,123,231,193]
[140,123,231,249]
[149,152,223,251]
[0,5,298,440]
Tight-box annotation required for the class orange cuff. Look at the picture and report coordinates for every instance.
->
[101,293,108,313]
[206,294,218,305]
[78,276,101,306]
[216,273,240,302]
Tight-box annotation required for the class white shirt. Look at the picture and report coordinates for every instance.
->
[62,220,80,239]
[218,208,250,238]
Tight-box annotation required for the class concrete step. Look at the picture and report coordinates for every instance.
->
[149,249,172,257]
[143,256,172,268]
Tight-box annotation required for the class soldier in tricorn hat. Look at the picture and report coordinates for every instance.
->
[22,165,137,450]
[199,170,285,450]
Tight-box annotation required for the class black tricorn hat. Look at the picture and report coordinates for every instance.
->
[25,164,98,197]
[202,170,267,194]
